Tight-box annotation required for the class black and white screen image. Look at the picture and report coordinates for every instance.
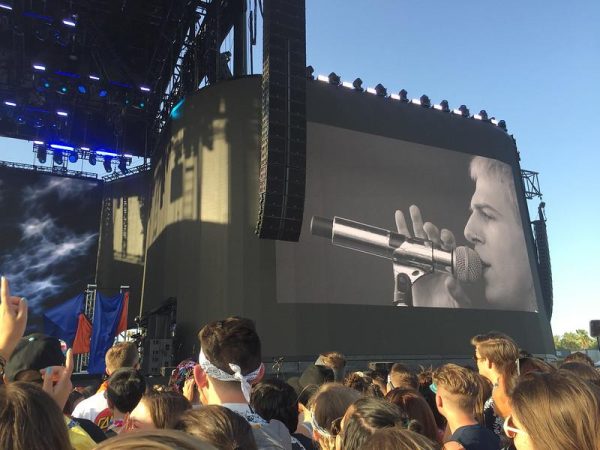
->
[0,167,102,330]
[276,123,539,312]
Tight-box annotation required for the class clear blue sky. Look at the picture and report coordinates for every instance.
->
[1,1,598,336]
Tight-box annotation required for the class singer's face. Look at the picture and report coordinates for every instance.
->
[464,174,534,310]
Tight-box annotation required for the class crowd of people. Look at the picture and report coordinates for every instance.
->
[1,276,600,450]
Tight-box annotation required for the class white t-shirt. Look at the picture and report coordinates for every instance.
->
[72,390,109,423]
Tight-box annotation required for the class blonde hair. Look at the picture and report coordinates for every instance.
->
[469,156,518,218]
[511,371,600,450]
[432,364,480,413]
[105,342,139,374]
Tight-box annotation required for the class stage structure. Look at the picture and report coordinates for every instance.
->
[141,75,555,365]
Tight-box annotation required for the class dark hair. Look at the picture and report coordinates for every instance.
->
[63,389,85,415]
[0,382,72,450]
[389,363,419,390]
[175,405,258,450]
[518,357,556,376]
[562,352,595,367]
[106,368,147,413]
[560,363,600,387]
[94,429,217,449]
[385,388,439,443]
[142,390,192,429]
[250,378,298,433]
[199,317,261,376]
[340,397,406,450]
[360,426,441,450]
[344,372,383,398]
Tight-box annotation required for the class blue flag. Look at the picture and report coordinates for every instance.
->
[43,293,85,346]
[88,292,125,374]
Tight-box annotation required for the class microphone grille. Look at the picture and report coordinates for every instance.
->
[453,246,482,283]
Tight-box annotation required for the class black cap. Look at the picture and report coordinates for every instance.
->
[4,333,65,382]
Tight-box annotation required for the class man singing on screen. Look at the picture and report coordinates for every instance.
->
[396,156,535,311]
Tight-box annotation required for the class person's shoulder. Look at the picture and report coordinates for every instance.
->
[251,419,292,450]
[72,391,108,420]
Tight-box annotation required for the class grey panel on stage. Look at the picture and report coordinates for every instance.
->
[142,76,554,362]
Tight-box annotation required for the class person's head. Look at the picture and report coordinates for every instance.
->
[194,317,264,405]
[128,390,191,431]
[343,371,383,398]
[508,371,600,450]
[471,331,519,382]
[416,367,446,431]
[562,351,595,367]
[338,397,406,450]
[359,427,441,450]
[385,388,439,444]
[432,364,479,420]
[94,429,217,450]
[518,357,556,376]
[105,342,140,375]
[388,363,418,391]
[315,351,347,382]
[364,369,388,396]
[464,156,534,310]
[250,378,299,434]
[105,367,147,414]
[0,381,72,450]
[175,405,258,450]
[3,334,64,383]
[472,373,492,426]
[559,363,600,387]
[308,383,361,450]
[64,389,85,416]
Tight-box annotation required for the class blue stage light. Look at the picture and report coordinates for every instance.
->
[99,89,108,98]
[77,85,87,94]
[89,151,97,166]
[68,150,78,163]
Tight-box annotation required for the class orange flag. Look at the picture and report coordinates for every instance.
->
[72,314,92,354]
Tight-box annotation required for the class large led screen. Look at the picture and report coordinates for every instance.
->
[276,122,539,312]
[0,167,102,330]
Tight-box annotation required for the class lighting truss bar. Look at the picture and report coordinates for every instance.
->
[0,160,98,179]
[102,163,152,182]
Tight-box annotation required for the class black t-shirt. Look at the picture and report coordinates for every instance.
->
[73,417,107,443]
[449,424,500,450]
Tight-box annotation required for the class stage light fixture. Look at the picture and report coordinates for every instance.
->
[352,78,364,92]
[453,104,470,117]
[374,83,387,97]
[399,89,408,102]
[118,157,128,174]
[62,15,77,27]
[140,86,151,92]
[411,98,421,106]
[328,72,340,86]
[0,2,12,11]
[366,87,377,94]
[103,156,113,173]
[3,100,16,106]
[16,116,25,125]
[306,66,314,80]
[77,84,87,94]
[33,117,43,128]
[439,100,450,112]
[477,109,489,121]
[497,119,507,131]
[88,151,97,166]
[68,150,78,163]
[33,64,46,71]
[37,145,47,164]
[317,74,328,82]
[53,150,63,165]
[419,95,431,108]
[89,74,100,81]
[56,110,68,117]
[98,89,108,98]
[57,85,68,94]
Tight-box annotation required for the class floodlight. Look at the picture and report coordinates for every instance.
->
[37,145,47,163]
[33,64,46,71]
[53,150,63,165]
[328,72,340,86]
[103,156,113,173]
[352,78,363,92]
[306,66,314,80]
[399,89,408,102]
[419,95,431,108]
[118,157,128,174]
[4,101,16,106]
[68,150,78,163]
[88,151,96,165]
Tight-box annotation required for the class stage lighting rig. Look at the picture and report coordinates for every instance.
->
[399,89,408,102]
[68,150,78,163]
[118,156,129,174]
[103,156,113,173]
[474,109,489,121]
[352,78,364,92]
[434,100,450,112]
[453,104,470,117]
[374,83,387,97]
[36,143,47,163]
[88,150,97,166]
[0,1,12,11]
[53,150,63,165]
[328,72,341,86]
[306,66,314,80]
[419,95,431,108]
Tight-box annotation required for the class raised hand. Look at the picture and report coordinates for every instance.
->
[394,206,470,308]
[41,348,74,410]
[0,276,28,361]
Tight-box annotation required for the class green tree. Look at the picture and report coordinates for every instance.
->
[556,329,596,350]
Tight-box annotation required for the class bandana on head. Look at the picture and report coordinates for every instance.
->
[198,348,263,402]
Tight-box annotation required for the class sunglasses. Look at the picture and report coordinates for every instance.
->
[503,415,527,439]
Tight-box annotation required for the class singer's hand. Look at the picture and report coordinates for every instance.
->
[394,205,471,308]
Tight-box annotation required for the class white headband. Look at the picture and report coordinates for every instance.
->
[198,349,263,402]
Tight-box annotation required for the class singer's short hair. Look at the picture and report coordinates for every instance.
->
[198,316,262,376]
[469,156,518,219]
[471,332,519,375]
